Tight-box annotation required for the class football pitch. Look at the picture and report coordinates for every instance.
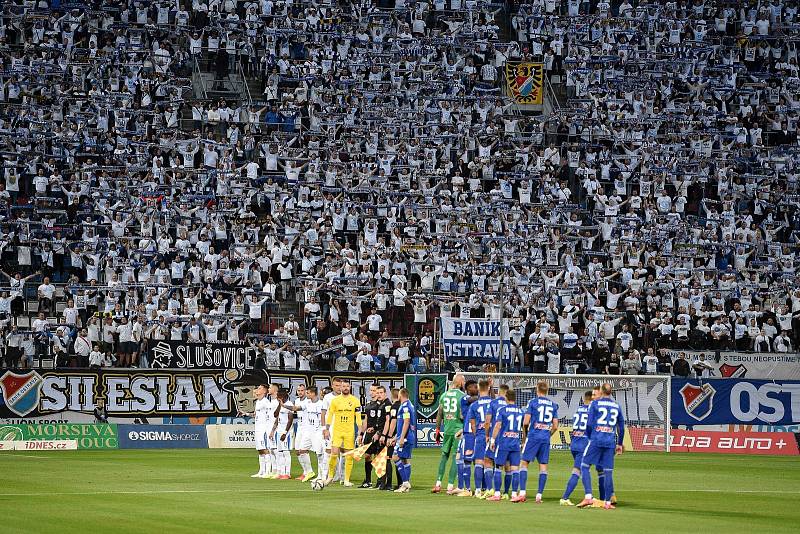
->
[1,449,797,533]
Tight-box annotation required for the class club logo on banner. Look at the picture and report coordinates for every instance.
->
[440,318,511,363]
[0,371,43,416]
[672,379,800,425]
[505,62,543,105]
[679,383,716,421]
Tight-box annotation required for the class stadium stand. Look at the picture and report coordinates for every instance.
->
[0,0,798,375]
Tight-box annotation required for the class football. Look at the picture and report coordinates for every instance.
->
[311,479,325,491]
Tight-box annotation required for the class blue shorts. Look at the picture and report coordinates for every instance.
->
[461,434,475,462]
[484,444,495,462]
[521,440,550,465]
[581,442,615,470]
[494,448,520,467]
[395,440,414,459]
[473,434,487,461]
[571,449,584,470]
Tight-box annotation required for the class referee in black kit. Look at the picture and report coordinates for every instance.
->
[359,384,389,488]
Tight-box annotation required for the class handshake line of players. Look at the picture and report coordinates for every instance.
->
[243,378,418,493]
[431,376,624,509]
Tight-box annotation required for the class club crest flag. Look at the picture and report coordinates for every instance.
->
[371,446,389,478]
[505,62,543,105]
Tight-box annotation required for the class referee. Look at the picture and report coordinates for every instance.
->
[382,387,402,491]
[359,384,380,488]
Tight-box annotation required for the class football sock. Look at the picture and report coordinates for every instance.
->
[538,472,548,495]
[474,465,484,491]
[483,467,493,491]
[327,453,338,480]
[386,459,393,487]
[258,454,266,475]
[344,455,354,482]
[282,451,291,475]
[563,473,580,499]
[395,464,402,486]
[511,470,520,493]
[265,454,273,475]
[447,452,459,485]
[519,467,528,493]
[504,472,512,494]
[604,469,614,502]
[598,471,606,501]
[463,462,472,490]
[581,464,592,496]
[365,461,373,483]
[437,452,448,483]
[493,470,502,495]
[405,463,412,484]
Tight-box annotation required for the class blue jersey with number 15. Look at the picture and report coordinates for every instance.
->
[525,396,559,442]
[468,396,493,436]
[495,404,524,451]
[586,398,625,448]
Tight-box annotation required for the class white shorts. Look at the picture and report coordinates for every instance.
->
[296,427,324,454]
[255,428,270,450]
[274,431,292,452]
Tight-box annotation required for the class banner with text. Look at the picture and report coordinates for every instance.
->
[206,424,256,448]
[672,379,800,426]
[664,350,800,379]
[630,428,800,455]
[404,374,448,447]
[440,318,512,363]
[0,423,118,449]
[0,369,406,422]
[118,424,209,449]
[148,340,257,370]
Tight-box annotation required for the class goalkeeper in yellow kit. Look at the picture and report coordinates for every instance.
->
[324,380,362,487]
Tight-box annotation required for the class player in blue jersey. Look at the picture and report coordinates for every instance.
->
[487,389,523,502]
[481,384,508,499]
[392,388,417,493]
[577,383,625,510]
[559,391,593,506]
[456,380,479,497]
[467,379,493,500]
[516,380,559,504]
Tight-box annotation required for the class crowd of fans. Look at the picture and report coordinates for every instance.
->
[0,0,798,376]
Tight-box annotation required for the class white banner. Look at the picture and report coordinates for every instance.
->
[206,424,256,448]
[665,350,800,379]
[440,317,511,363]
[0,439,78,451]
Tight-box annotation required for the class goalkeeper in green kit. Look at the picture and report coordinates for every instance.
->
[431,374,466,494]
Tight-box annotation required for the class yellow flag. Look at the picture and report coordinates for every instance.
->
[371,446,388,478]
[343,442,371,462]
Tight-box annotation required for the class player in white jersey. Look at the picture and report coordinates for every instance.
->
[320,378,343,483]
[287,385,325,482]
[263,384,280,478]
[241,383,271,478]
[274,389,296,479]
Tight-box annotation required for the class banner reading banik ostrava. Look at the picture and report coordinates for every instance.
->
[0,368,404,422]
[440,317,512,363]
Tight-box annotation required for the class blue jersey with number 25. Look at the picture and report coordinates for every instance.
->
[586,398,625,449]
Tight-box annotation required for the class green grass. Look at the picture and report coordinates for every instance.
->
[0,449,797,533]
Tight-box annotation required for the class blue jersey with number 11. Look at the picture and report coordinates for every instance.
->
[525,396,558,442]
[586,398,625,448]
[468,396,493,436]
[495,404,524,451]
